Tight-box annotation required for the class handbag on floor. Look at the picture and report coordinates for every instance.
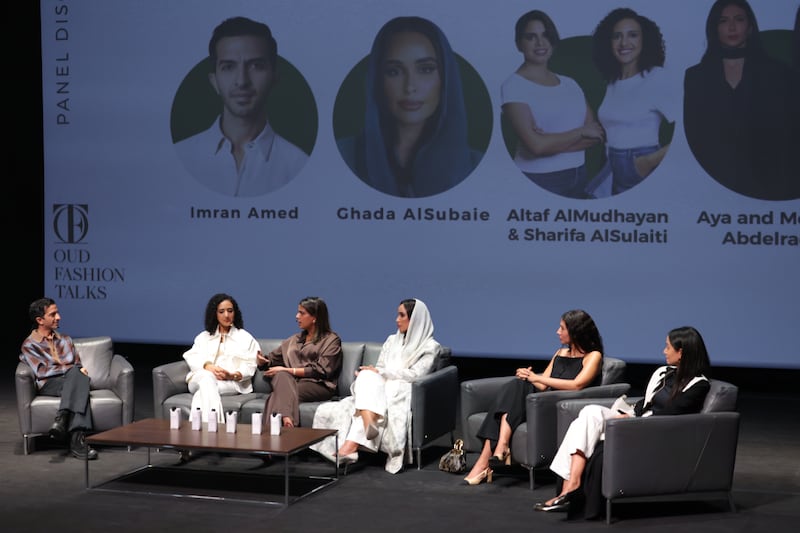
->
[438,438,467,474]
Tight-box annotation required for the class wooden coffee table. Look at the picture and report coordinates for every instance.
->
[86,418,338,507]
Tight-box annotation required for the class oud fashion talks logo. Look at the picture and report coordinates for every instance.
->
[51,203,125,300]
[53,203,89,244]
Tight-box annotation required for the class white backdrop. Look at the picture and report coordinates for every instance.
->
[40,0,800,367]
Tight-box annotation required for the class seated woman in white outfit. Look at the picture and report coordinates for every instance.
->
[183,293,259,423]
[311,298,441,473]
[534,326,711,513]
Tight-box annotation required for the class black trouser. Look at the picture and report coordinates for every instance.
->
[476,378,535,445]
[39,366,93,431]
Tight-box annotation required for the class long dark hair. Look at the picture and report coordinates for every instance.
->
[700,0,763,63]
[668,326,711,399]
[300,296,332,343]
[562,309,604,356]
[204,293,244,334]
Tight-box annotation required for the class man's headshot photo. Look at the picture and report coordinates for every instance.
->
[172,16,317,197]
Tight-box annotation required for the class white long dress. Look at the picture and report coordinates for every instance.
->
[311,299,440,473]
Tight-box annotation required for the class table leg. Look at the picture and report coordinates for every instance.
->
[283,454,290,506]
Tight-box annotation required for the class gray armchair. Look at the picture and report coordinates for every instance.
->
[459,356,630,488]
[409,348,458,466]
[15,336,135,454]
[555,379,739,523]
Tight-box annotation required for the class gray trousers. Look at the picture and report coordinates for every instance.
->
[39,366,93,431]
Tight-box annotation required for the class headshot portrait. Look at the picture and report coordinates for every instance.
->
[684,0,799,201]
[172,16,317,197]
[500,10,605,200]
[334,16,491,198]
[584,7,677,198]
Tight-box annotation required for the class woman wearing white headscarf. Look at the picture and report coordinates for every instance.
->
[311,298,441,473]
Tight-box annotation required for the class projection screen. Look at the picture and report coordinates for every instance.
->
[40,0,800,367]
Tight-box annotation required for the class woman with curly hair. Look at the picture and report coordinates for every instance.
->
[587,8,676,197]
[183,293,259,423]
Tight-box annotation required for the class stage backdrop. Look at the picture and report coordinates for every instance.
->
[40,0,800,368]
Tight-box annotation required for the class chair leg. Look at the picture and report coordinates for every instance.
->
[23,435,32,455]
[528,466,535,490]
[416,448,422,470]
[606,499,612,525]
[728,492,736,513]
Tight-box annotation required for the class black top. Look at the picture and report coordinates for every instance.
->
[547,355,602,390]
[684,51,800,200]
[634,367,711,416]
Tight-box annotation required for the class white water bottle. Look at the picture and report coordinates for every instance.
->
[170,407,181,429]
[226,411,237,433]
[208,409,218,432]
[270,412,281,435]
[191,407,202,430]
[251,412,263,435]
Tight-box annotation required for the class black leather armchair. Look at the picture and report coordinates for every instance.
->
[555,379,739,523]
[459,356,629,488]
[15,336,135,454]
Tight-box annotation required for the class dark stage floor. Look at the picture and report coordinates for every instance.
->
[2,353,798,533]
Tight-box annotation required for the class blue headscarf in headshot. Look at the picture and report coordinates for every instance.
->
[339,16,481,198]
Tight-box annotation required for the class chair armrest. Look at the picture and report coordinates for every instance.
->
[252,368,273,395]
[603,412,740,499]
[555,397,618,442]
[460,376,516,413]
[459,376,516,450]
[15,362,37,435]
[411,365,459,448]
[525,383,630,468]
[152,360,190,419]
[109,354,136,424]
[555,393,644,441]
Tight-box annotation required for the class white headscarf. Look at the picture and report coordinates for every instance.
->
[398,298,436,367]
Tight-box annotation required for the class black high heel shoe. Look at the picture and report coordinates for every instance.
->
[488,449,511,469]
[533,488,580,512]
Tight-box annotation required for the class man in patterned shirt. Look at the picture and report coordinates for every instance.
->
[20,298,98,460]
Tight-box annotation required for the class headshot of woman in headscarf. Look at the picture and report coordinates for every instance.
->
[336,16,485,198]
